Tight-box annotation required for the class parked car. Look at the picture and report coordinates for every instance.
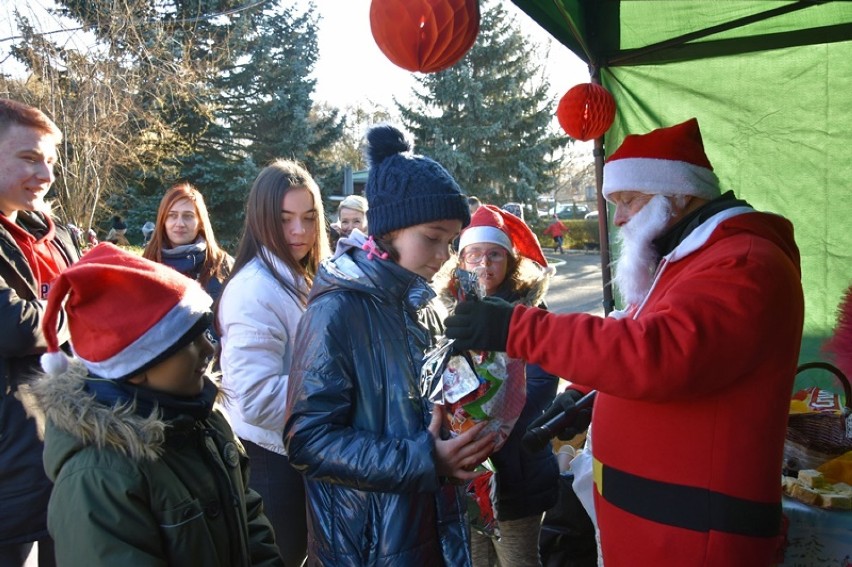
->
[555,204,590,220]
[584,211,599,221]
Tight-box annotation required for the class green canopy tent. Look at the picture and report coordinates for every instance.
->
[511,0,852,366]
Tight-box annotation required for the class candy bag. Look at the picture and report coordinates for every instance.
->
[420,267,526,450]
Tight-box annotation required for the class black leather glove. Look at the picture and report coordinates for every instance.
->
[444,296,515,352]
[529,389,593,441]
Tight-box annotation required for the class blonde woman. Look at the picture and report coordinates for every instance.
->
[337,194,368,237]
[329,194,368,249]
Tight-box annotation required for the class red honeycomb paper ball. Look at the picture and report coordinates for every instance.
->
[370,0,480,73]
[557,83,616,141]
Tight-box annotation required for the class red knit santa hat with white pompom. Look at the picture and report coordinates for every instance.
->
[458,204,550,271]
[602,118,721,202]
[40,243,212,380]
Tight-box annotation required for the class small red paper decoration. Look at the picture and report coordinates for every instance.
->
[370,0,480,74]
[556,83,616,141]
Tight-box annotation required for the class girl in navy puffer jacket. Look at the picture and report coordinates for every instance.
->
[284,125,495,567]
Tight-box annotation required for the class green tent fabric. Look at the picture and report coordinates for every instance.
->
[512,0,852,369]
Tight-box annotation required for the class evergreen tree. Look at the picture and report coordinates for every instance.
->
[145,0,343,244]
[220,4,342,166]
[398,0,567,207]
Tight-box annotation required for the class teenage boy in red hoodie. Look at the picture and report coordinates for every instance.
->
[0,98,79,566]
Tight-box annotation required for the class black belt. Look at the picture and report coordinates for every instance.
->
[595,459,781,537]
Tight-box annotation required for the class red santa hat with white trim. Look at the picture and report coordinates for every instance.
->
[40,243,213,379]
[602,118,721,202]
[458,204,549,269]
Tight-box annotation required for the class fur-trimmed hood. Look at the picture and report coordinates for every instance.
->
[27,362,170,474]
[26,364,284,567]
[434,256,551,310]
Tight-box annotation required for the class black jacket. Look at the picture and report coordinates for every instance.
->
[0,211,79,545]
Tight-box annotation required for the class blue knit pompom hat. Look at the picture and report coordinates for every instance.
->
[364,124,471,237]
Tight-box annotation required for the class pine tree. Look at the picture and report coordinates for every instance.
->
[220,3,343,168]
[188,1,345,244]
[398,0,567,208]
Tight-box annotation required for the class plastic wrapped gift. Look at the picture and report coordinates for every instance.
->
[421,268,526,451]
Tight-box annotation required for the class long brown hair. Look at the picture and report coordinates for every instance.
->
[218,159,330,310]
[142,183,230,286]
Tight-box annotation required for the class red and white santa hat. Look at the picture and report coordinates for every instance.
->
[602,118,721,202]
[40,243,213,380]
[458,204,549,269]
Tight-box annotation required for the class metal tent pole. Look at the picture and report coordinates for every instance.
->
[591,70,615,316]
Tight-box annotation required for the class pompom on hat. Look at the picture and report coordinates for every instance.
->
[602,118,721,202]
[40,243,213,380]
[458,204,549,269]
[364,124,471,237]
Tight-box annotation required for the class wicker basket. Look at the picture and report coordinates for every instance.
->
[783,362,852,474]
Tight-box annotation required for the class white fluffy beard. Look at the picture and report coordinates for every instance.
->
[612,194,673,307]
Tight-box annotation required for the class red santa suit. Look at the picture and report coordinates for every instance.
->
[507,119,805,566]
[510,206,802,565]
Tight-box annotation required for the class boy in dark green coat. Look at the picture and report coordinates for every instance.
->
[28,243,283,567]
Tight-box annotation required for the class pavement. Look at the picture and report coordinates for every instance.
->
[544,250,607,316]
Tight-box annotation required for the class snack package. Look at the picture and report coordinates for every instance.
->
[789,386,846,415]
[443,350,525,448]
[420,267,526,451]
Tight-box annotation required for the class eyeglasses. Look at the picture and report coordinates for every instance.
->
[462,249,508,264]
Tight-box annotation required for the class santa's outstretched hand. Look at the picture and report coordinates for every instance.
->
[444,297,515,353]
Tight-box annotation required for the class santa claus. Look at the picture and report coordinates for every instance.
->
[446,118,805,566]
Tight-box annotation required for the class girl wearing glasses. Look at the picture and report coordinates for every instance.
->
[440,204,560,567]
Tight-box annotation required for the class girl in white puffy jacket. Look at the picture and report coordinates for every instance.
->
[216,159,330,567]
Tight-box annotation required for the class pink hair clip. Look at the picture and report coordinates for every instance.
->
[362,236,389,261]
